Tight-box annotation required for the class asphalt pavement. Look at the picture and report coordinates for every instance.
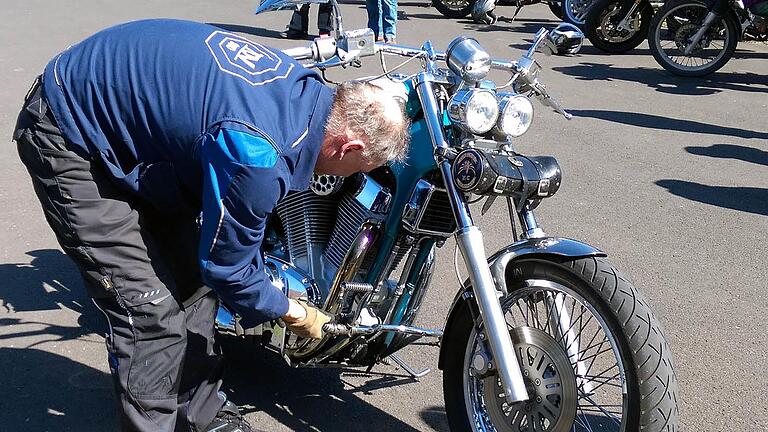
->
[1,1,766,431]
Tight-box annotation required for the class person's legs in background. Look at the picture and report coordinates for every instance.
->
[287,4,311,39]
[366,0,383,41]
[318,2,334,36]
[381,0,398,43]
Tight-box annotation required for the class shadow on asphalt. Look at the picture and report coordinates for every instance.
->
[685,144,768,167]
[0,347,117,430]
[208,22,287,40]
[0,249,115,429]
[656,180,768,216]
[0,249,88,315]
[567,46,768,58]
[569,109,768,140]
[221,337,449,431]
[554,62,768,95]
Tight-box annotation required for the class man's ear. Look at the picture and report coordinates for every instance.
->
[338,139,366,159]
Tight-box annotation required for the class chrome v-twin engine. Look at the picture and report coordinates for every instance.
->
[274,173,392,307]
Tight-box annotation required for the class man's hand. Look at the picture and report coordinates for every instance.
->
[282,299,332,339]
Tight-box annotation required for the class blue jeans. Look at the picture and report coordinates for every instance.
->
[366,0,397,40]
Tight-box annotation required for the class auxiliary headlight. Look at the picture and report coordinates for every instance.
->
[447,89,499,135]
[495,93,534,138]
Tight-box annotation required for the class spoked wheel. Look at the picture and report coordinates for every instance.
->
[562,0,592,26]
[442,257,679,431]
[434,0,476,18]
[585,0,653,53]
[648,0,739,76]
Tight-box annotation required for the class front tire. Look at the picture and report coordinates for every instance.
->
[585,0,654,53]
[442,257,679,431]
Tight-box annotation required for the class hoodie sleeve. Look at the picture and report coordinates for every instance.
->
[198,127,290,327]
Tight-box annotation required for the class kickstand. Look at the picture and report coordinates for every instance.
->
[387,354,432,379]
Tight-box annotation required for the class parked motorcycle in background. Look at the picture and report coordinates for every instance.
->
[584,0,659,52]
[432,0,566,24]
[561,0,595,25]
[648,0,768,75]
[229,0,681,430]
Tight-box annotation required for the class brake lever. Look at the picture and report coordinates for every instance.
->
[530,81,572,120]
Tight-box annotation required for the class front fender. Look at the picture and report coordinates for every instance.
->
[437,237,605,370]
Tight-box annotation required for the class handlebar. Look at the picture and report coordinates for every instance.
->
[279,31,571,119]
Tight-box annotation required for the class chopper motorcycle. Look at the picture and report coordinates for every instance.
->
[648,0,768,76]
[223,1,680,430]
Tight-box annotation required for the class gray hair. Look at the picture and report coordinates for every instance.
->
[325,82,410,165]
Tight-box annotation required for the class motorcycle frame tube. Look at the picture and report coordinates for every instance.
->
[382,238,428,326]
[416,72,530,404]
[382,239,435,348]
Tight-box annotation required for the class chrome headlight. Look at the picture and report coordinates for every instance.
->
[495,93,534,138]
[448,89,499,135]
[445,37,492,84]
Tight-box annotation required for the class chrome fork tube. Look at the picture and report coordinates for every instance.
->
[457,227,530,403]
[616,1,641,31]
[520,206,545,239]
[416,73,529,404]
[684,12,720,55]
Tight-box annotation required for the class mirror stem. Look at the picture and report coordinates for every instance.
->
[331,0,344,40]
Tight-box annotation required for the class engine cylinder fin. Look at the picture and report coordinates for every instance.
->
[276,190,338,262]
[324,194,371,268]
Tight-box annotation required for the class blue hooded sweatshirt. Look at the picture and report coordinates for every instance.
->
[42,19,335,326]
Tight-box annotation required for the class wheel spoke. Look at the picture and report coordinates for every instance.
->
[470,282,628,432]
[579,393,622,426]
[580,373,623,389]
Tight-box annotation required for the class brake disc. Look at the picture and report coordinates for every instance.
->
[481,326,577,432]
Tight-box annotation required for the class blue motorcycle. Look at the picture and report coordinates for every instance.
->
[218,2,680,430]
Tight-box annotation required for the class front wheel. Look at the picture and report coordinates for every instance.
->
[434,0,476,18]
[585,0,654,53]
[442,257,679,431]
[648,0,739,76]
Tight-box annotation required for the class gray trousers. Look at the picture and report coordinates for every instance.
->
[13,78,225,432]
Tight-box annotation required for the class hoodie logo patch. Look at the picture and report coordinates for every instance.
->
[205,30,293,86]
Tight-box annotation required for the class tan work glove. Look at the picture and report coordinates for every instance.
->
[283,300,332,339]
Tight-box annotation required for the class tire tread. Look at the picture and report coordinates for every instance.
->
[569,257,679,432]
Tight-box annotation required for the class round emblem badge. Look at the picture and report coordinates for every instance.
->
[453,149,484,191]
